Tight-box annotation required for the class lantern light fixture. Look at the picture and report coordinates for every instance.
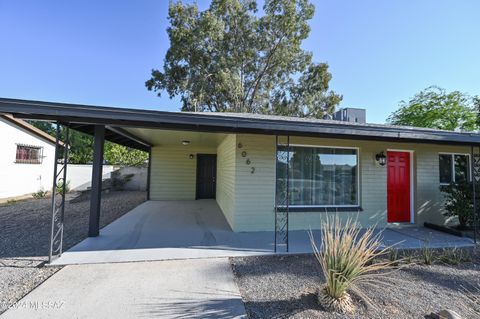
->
[375,151,387,166]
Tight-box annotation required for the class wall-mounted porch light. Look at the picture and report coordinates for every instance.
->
[375,151,387,166]
[181,140,190,146]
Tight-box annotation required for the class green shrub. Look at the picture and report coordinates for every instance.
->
[310,216,395,313]
[440,181,474,228]
[56,180,70,194]
[32,189,48,199]
[111,172,134,190]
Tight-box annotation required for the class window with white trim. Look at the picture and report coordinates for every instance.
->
[15,144,43,164]
[439,153,469,184]
[277,146,359,206]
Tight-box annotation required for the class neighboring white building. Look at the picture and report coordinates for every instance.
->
[0,115,57,199]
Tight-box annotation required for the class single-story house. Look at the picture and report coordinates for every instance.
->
[0,114,57,200]
[1,98,479,246]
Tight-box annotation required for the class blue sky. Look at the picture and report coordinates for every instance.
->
[0,1,479,124]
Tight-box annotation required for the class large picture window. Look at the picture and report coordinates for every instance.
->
[277,146,359,207]
[439,153,469,184]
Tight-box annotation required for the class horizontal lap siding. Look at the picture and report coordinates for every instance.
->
[415,145,469,226]
[232,134,471,231]
[150,145,217,200]
[234,134,276,232]
[216,135,236,229]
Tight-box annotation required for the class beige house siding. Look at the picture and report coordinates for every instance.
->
[216,134,237,229]
[233,134,276,232]
[232,135,470,231]
[150,145,217,200]
[150,132,470,232]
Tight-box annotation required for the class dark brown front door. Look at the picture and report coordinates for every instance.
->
[196,154,217,199]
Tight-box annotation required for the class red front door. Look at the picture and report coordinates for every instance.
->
[387,151,411,223]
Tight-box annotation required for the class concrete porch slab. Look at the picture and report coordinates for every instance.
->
[52,200,275,265]
[51,200,475,265]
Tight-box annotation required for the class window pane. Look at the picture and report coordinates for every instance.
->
[275,148,289,205]
[439,154,452,184]
[332,150,357,205]
[454,155,469,183]
[276,146,358,206]
[289,148,314,205]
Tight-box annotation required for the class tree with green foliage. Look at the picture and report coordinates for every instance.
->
[28,121,148,166]
[387,86,478,131]
[146,0,342,117]
[104,143,148,167]
[474,95,480,128]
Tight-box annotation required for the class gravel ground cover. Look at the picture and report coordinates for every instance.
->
[231,253,480,319]
[0,191,146,314]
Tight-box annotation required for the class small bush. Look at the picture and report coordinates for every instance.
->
[111,172,134,190]
[310,216,396,313]
[6,199,17,205]
[440,248,472,265]
[440,181,474,229]
[56,180,70,194]
[32,189,48,199]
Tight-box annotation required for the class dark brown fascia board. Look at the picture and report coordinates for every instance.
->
[68,123,150,152]
[1,97,480,146]
[0,114,59,146]
[9,113,480,146]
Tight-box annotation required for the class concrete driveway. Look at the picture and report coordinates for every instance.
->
[51,200,474,265]
[1,258,246,319]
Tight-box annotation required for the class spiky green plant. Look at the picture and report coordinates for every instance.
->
[402,250,415,264]
[421,242,434,265]
[310,216,396,313]
[440,248,472,265]
[388,248,399,266]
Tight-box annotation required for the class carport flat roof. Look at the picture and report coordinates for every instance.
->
[1,97,480,146]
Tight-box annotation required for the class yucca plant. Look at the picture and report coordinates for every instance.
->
[310,216,396,313]
[460,284,480,316]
